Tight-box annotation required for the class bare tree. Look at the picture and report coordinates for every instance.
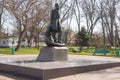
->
[4,0,50,50]
[61,0,75,44]
[115,0,120,46]
[25,0,52,47]
[51,0,76,45]
[73,0,82,32]
[0,0,4,32]
[99,0,118,46]
[96,0,107,46]
[81,0,100,37]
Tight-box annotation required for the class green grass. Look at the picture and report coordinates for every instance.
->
[0,48,12,55]
[16,47,40,54]
[68,46,120,57]
[0,46,120,58]
[0,47,40,55]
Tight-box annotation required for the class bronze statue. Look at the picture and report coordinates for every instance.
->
[45,3,64,47]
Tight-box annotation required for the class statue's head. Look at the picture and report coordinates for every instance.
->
[55,3,59,10]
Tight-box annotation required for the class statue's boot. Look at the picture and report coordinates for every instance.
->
[52,31,57,43]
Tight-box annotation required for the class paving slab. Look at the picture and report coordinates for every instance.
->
[0,54,120,80]
[51,67,120,80]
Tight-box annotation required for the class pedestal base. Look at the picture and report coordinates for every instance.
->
[37,47,68,62]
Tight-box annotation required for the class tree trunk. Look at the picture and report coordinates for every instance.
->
[80,45,82,52]
[102,19,106,45]
[15,27,26,51]
[15,34,23,51]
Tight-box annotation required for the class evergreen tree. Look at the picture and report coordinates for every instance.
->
[76,27,90,51]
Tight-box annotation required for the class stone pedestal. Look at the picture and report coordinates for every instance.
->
[37,47,68,62]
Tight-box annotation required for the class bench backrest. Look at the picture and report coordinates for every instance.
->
[94,49,108,53]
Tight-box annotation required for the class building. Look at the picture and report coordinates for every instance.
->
[0,36,18,48]
[0,33,46,48]
[62,29,76,45]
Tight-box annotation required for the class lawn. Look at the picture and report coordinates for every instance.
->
[68,46,119,57]
[0,46,119,57]
[0,47,40,55]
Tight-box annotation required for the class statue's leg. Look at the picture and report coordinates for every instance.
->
[52,31,57,43]
[45,26,52,42]
[45,26,52,46]
[58,23,62,43]
[58,30,62,43]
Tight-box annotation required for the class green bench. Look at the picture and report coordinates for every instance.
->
[115,50,120,56]
[93,49,109,55]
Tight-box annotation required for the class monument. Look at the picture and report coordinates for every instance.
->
[0,2,120,80]
[37,3,68,61]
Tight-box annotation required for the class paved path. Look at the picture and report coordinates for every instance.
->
[51,55,120,80]
[51,67,120,80]
[0,54,120,80]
